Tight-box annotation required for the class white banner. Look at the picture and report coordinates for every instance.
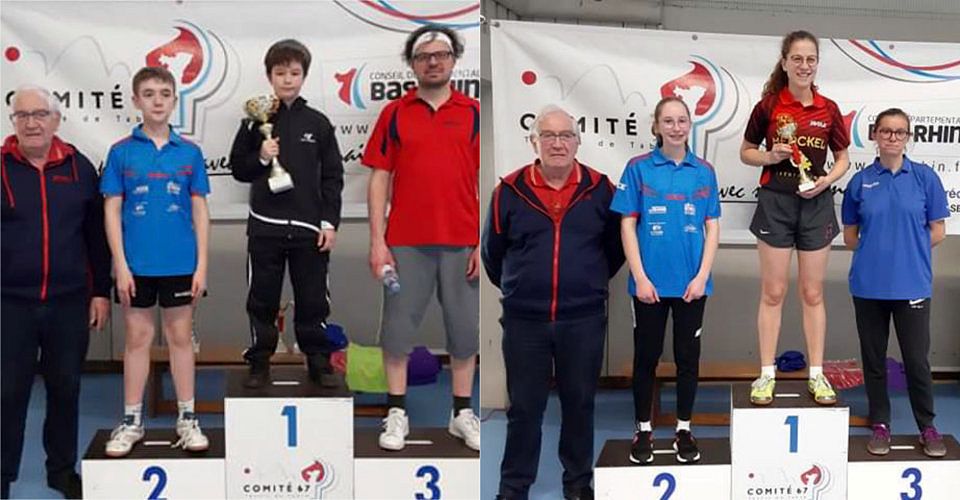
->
[489,20,960,239]
[1,1,480,219]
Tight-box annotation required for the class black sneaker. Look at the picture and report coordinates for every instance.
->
[47,471,82,499]
[307,353,343,388]
[673,430,701,463]
[562,485,594,500]
[244,363,270,389]
[629,428,654,464]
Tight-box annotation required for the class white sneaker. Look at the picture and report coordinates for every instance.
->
[174,417,210,452]
[379,408,409,451]
[448,409,480,451]
[105,420,145,457]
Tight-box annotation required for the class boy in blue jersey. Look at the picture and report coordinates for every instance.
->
[610,97,720,465]
[101,66,211,457]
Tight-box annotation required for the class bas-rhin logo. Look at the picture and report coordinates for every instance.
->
[660,56,746,158]
[335,64,369,110]
[144,20,236,141]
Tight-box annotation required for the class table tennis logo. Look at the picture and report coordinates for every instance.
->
[743,462,834,499]
[144,20,236,140]
[660,56,745,158]
[301,459,335,498]
[332,1,479,33]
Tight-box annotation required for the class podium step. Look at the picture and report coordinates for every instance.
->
[354,428,478,499]
[731,381,850,500]
[595,438,731,499]
[848,434,960,499]
[225,367,354,498]
[82,428,225,499]
[225,366,351,398]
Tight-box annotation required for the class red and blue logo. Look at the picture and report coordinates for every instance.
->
[144,20,236,140]
[335,64,368,110]
[660,55,743,157]
[333,1,479,32]
[832,39,960,83]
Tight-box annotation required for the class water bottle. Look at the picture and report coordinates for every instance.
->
[381,264,400,295]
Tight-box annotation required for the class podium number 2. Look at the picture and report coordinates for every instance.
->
[784,415,798,453]
[653,472,676,500]
[142,465,167,500]
[281,405,298,447]
[901,467,922,500]
[415,465,441,500]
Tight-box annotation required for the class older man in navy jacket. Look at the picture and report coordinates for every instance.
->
[1,85,111,499]
[483,104,624,500]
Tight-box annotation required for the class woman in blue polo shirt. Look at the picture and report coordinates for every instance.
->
[611,96,720,465]
[841,107,949,458]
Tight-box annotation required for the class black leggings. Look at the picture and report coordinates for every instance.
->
[632,296,706,422]
[853,297,935,430]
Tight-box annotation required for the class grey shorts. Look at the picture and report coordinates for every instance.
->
[750,188,839,251]
[379,246,479,359]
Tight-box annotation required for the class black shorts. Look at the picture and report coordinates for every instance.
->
[750,187,839,251]
[115,275,194,308]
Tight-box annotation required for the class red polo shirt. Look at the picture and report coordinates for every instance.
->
[363,88,480,246]
[744,87,849,192]
[527,161,581,222]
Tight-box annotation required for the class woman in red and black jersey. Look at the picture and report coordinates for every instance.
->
[740,30,850,406]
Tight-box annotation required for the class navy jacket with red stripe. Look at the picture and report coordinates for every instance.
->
[482,161,624,322]
[1,135,111,301]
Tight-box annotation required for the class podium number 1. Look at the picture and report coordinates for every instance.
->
[142,465,167,500]
[653,472,676,500]
[784,415,798,453]
[281,405,298,447]
[901,467,922,500]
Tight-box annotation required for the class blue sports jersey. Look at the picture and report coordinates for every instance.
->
[610,148,721,298]
[100,125,210,276]
[841,156,949,300]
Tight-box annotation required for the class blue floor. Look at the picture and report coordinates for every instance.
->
[8,367,478,499]
[480,381,960,499]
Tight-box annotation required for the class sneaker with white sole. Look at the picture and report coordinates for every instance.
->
[448,409,480,451]
[105,417,145,457]
[174,414,210,452]
[379,408,409,451]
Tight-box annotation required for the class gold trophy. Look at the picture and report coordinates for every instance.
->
[244,95,294,193]
[775,113,817,193]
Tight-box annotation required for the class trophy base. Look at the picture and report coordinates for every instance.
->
[798,180,817,193]
[269,174,294,193]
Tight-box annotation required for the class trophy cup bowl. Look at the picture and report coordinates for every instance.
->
[244,95,294,193]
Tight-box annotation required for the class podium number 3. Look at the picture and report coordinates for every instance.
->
[415,465,441,500]
[281,405,298,447]
[653,472,676,500]
[142,465,167,500]
[784,415,799,453]
[901,467,922,500]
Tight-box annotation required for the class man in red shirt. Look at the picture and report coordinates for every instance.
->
[363,25,479,452]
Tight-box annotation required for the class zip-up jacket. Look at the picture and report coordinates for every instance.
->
[1,135,111,301]
[482,161,625,322]
[230,96,344,238]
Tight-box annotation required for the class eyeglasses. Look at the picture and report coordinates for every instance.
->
[876,128,911,140]
[9,109,53,123]
[412,50,454,64]
[538,131,578,143]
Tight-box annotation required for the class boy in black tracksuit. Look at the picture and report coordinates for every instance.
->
[230,39,344,388]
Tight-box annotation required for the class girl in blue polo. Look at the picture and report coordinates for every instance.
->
[841,107,950,458]
[610,96,720,465]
